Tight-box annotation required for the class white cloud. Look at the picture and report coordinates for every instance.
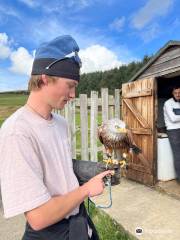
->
[0,33,11,59]
[171,18,180,28]
[0,4,20,19]
[66,0,90,8]
[109,17,125,32]
[79,45,122,73]
[41,1,92,14]
[131,0,173,29]
[18,0,92,12]
[140,23,160,43]
[30,19,66,43]
[18,0,38,7]
[9,47,34,76]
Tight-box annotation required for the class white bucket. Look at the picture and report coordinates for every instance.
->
[157,137,176,181]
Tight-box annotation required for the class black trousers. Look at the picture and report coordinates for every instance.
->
[167,128,180,180]
[22,203,99,240]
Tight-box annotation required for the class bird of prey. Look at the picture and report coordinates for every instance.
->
[98,118,149,168]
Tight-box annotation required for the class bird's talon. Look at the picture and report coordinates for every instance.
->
[103,158,113,169]
[119,160,126,168]
[103,159,113,164]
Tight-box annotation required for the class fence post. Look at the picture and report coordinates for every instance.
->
[80,94,89,160]
[101,88,109,122]
[60,108,65,117]
[90,91,98,162]
[109,95,114,119]
[65,101,76,158]
[115,89,120,119]
[101,88,109,159]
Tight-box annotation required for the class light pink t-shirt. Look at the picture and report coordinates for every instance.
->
[0,106,79,218]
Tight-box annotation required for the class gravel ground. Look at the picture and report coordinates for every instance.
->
[0,201,25,240]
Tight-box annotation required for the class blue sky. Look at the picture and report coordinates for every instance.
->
[0,0,180,91]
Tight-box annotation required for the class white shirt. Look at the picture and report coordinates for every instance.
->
[163,98,180,130]
[0,106,79,218]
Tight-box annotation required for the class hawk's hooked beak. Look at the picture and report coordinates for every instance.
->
[117,127,127,133]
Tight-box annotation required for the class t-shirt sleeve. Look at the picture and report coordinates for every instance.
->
[0,134,51,218]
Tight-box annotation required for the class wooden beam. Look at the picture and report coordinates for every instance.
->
[128,163,151,174]
[126,168,154,185]
[75,97,115,107]
[123,89,152,98]
[130,128,152,135]
[123,98,151,129]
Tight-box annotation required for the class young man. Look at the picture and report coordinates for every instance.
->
[0,35,113,239]
[164,86,180,182]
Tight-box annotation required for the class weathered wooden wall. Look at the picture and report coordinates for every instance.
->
[139,46,180,79]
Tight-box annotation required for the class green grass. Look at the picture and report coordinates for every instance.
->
[0,92,134,240]
[87,202,136,240]
[0,93,28,126]
[0,93,28,106]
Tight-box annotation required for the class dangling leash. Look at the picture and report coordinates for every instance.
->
[88,175,112,213]
[87,154,128,214]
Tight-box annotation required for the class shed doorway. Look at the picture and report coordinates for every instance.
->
[156,75,180,198]
[157,75,180,134]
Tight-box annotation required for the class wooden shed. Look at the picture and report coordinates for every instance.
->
[121,40,180,186]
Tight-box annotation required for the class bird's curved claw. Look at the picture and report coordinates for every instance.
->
[103,158,113,169]
[119,160,126,168]
[103,158,120,169]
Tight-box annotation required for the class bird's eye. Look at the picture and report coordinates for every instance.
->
[115,125,119,129]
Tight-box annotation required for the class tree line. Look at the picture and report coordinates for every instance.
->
[0,55,151,95]
[77,55,152,96]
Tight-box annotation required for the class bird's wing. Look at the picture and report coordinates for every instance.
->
[97,125,104,145]
[127,129,142,154]
[126,129,149,167]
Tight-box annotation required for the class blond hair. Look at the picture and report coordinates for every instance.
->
[28,75,58,91]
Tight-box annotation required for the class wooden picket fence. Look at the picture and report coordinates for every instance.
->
[54,88,121,162]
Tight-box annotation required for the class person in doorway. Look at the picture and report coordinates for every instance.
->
[164,85,180,183]
[0,35,114,240]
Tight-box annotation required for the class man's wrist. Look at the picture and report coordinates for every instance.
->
[79,184,90,198]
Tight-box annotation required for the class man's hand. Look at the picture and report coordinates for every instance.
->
[83,170,113,197]
[96,162,120,185]
[73,159,121,186]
